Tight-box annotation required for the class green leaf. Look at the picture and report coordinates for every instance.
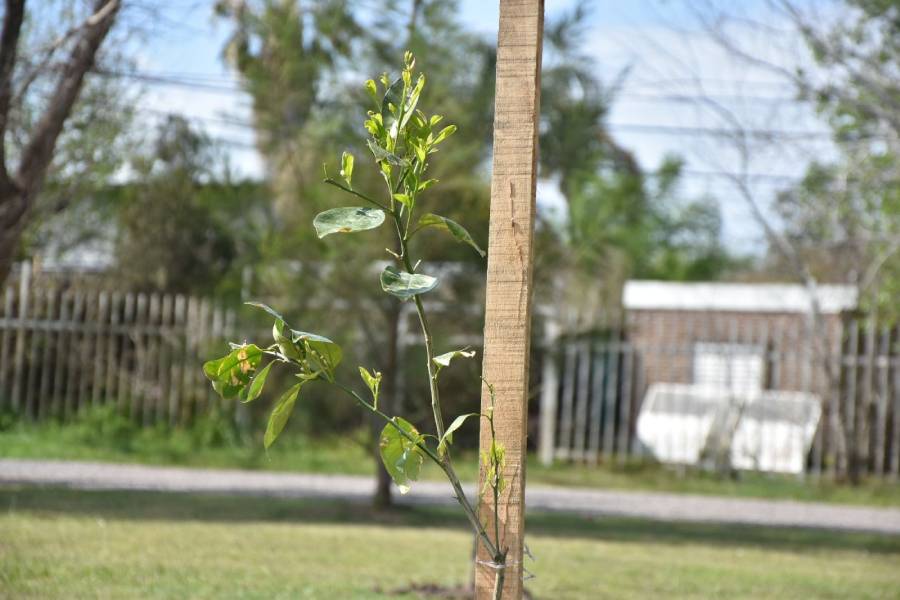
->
[417,179,438,192]
[314,207,385,238]
[340,151,354,187]
[417,213,486,257]
[366,139,409,166]
[481,440,507,495]
[203,344,263,400]
[245,301,286,322]
[295,331,342,376]
[380,265,438,300]
[264,383,303,449]
[242,361,274,403]
[432,124,457,145]
[359,366,382,409]
[364,79,378,107]
[399,73,425,130]
[433,348,476,368]
[273,319,303,360]
[392,193,412,208]
[381,76,403,122]
[379,417,425,494]
[438,413,479,458]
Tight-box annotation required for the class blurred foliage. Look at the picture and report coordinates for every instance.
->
[535,2,740,328]
[109,116,272,296]
[768,0,900,320]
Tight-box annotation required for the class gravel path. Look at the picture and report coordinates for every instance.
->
[2,458,899,535]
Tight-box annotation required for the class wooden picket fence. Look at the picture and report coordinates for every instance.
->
[0,264,235,425]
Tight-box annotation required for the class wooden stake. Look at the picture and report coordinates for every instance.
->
[476,1,543,597]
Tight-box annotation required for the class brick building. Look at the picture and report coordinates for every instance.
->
[623,280,858,395]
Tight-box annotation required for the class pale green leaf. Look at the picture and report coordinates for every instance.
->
[400,73,425,130]
[242,361,274,403]
[245,301,286,322]
[392,193,412,207]
[417,179,438,192]
[380,265,438,300]
[417,213,486,257]
[433,348,476,368]
[340,151,354,187]
[438,412,479,458]
[359,366,382,408]
[379,417,425,494]
[314,207,385,238]
[432,124,457,145]
[364,79,378,107]
[264,383,303,449]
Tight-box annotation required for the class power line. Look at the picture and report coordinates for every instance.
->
[133,107,816,183]
[138,103,842,142]
[607,122,834,140]
[107,68,876,144]
[102,68,810,106]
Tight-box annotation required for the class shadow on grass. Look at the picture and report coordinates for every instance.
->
[2,484,898,556]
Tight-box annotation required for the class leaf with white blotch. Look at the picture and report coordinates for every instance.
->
[380,266,438,300]
[340,151,354,187]
[438,412,479,458]
[433,348,476,368]
[264,382,303,449]
[314,207,385,238]
[417,214,485,257]
[379,417,425,494]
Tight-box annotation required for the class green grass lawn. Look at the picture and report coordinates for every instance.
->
[1,486,898,599]
[2,414,900,507]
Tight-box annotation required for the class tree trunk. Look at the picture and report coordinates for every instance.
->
[371,302,401,508]
[0,182,27,285]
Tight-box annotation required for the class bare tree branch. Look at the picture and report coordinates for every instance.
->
[17,0,122,190]
[0,0,26,183]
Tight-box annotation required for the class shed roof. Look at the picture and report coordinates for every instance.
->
[623,280,857,314]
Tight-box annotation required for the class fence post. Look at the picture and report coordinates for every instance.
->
[10,260,30,414]
[538,318,559,466]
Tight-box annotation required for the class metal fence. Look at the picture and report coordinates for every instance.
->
[0,264,234,425]
[538,311,900,480]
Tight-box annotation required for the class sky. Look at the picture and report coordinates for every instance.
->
[126,0,838,255]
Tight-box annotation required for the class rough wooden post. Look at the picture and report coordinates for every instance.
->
[476,1,543,597]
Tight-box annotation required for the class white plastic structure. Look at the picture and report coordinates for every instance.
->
[636,383,821,474]
[730,391,821,473]
[693,342,765,395]
[636,384,725,464]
